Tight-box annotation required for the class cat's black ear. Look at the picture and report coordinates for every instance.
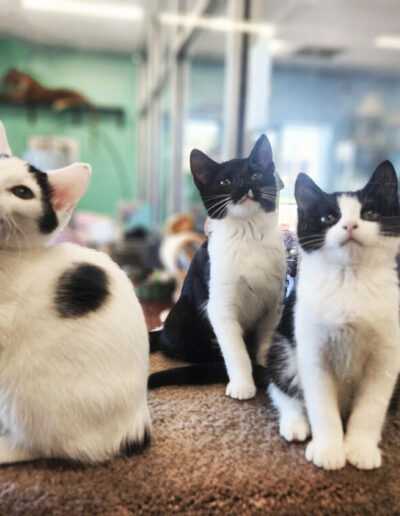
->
[190,149,219,190]
[249,134,273,171]
[295,173,326,210]
[362,160,399,207]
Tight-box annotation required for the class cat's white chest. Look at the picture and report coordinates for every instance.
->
[296,252,400,411]
[207,213,285,328]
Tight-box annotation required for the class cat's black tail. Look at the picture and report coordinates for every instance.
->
[148,363,269,390]
[149,328,162,353]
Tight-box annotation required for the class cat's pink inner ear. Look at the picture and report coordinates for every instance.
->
[0,121,12,156]
[46,163,91,211]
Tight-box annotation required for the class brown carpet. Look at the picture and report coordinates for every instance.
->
[0,303,399,515]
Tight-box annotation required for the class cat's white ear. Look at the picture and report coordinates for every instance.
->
[0,121,12,156]
[46,163,91,211]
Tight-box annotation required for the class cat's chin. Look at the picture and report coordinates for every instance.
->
[339,236,363,247]
[228,199,260,218]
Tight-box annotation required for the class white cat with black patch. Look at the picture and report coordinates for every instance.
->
[150,135,286,400]
[0,122,150,464]
[267,162,400,470]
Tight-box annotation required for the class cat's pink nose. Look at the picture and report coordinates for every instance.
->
[343,222,358,233]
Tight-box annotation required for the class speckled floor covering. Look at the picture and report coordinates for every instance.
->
[0,303,399,515]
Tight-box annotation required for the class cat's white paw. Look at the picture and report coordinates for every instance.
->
[344,437,382,470]
[280,413,310,442]
[225,381,256,400]
[305,439,346,470]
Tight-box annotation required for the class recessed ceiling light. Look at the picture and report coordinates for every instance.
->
[22,0,144,21]
[374,35,400,50]
[159,13,275,38]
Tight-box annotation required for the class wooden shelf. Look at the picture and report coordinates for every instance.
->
[0,100,126,126]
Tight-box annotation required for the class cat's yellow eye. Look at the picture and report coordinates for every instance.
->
[219,178,232,187]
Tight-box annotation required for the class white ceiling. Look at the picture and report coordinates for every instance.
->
[0,0,150,54]
[264,0,400,73]
[0,0,400,74]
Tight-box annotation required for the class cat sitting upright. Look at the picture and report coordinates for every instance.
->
[151,135,286,400]
[0,122,150,464]
[267,162,400,470]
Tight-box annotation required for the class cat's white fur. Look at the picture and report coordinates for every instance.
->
[271,194,400,470]
[208,199,286,400]
[0,122,150,464]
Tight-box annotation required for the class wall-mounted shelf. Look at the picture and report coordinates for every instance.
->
[0,100,126,126]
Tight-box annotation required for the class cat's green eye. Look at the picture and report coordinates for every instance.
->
[362,210,379,221]
[250,172,263,181]
[10,185,34,200]
[220,178,232,187]
[320,213,338,225]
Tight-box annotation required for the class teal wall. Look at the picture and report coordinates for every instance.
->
[0,39,139,216]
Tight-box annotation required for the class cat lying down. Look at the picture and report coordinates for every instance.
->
[0,122,150,464]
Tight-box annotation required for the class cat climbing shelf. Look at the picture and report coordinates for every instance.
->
[0,100,126,126]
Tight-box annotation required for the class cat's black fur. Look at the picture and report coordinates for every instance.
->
[149,135,284,363]
[28,164,58,234]
[55,263,110,318]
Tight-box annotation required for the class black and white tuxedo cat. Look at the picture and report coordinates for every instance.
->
[151,135,286,400]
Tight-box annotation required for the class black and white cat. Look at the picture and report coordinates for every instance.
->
[0,122,150,464]
[268,161,400,470]
[150,135,286,400]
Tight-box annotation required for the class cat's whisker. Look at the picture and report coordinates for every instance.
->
[213,200,232,219]
[202,193,231,199]
[207,197,232,216]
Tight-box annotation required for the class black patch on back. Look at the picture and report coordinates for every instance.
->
[120,427,151,457]
[55,263,109,318]
[28,164,58,234]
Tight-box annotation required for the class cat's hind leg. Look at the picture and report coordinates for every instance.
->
[0,437,39,465]
[268,382,310,442]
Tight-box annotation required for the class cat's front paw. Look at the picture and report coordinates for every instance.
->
[280,413,310,442]
[305,439,345,470]
[225,381,256,400]
[344,437,382,470]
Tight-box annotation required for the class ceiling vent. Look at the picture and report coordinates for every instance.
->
[293,46,344,59]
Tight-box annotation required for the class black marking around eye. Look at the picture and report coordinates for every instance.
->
[55,263,110,318]
[28,164,58,234]
[297,193,341,252]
